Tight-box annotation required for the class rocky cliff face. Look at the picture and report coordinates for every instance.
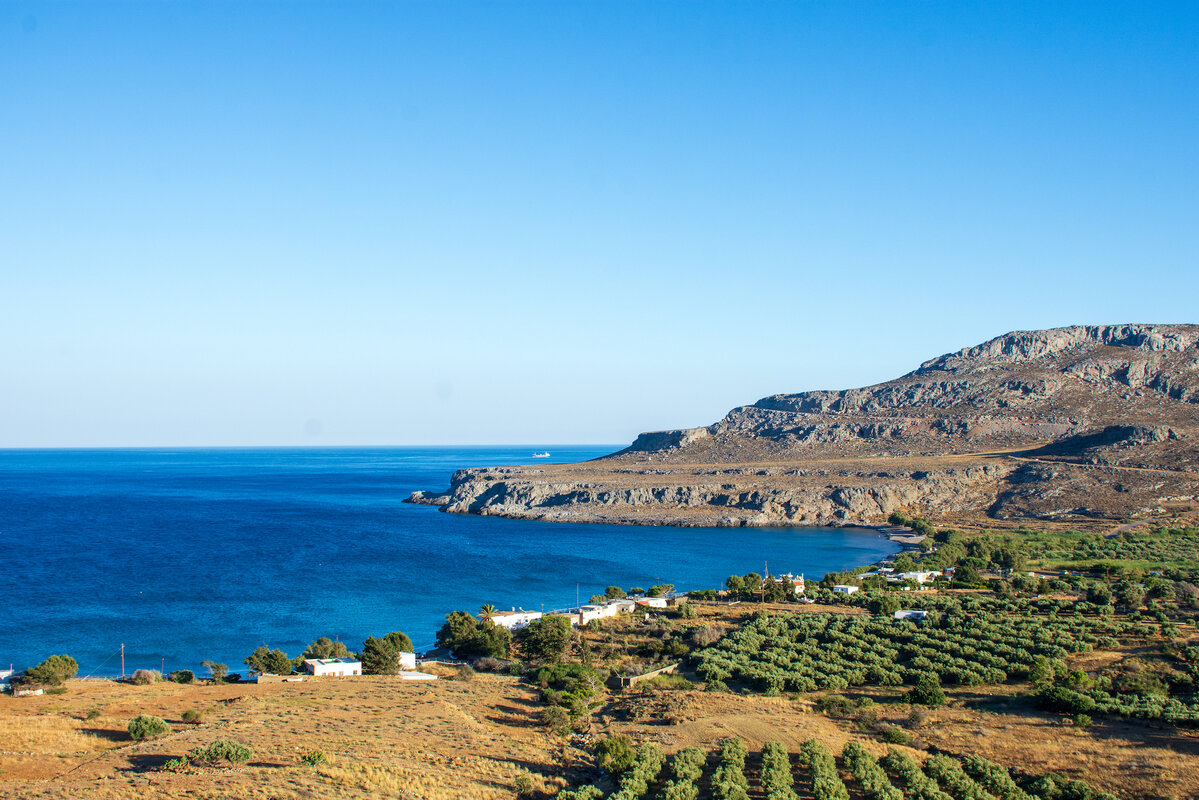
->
[409,324,1199,526]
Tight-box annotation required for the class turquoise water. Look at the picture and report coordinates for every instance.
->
[0,447,897,675]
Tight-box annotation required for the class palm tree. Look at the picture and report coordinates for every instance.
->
[479,604,498,620]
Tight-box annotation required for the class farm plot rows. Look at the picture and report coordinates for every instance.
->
[694,610,1132,693]
[556,739,1117,800]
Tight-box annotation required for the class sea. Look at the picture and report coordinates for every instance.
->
[0,446,898,676]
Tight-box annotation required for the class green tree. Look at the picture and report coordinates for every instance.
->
[301,637,350,660]
[360,636,401,674]
[892,553,917,573]
[953,564,981,585]
[383,630,414,653]
[605,586,626,600]
[648,583,675,598]
[436,611,511,660]
[480,604,498,620]
[589,594,608,604]
[517,614,572,663]
[991,547,1028,574]
[869,594,902,616]
[201,660,228,682]
[725,575,746,596]
[1086,582,1113,605]
[1118,583,1147,610]
[22,654,78,686]
[244,646,292,676]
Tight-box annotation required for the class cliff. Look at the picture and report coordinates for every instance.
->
[408,324,1199,526]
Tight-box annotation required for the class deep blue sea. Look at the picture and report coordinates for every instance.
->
[0,447,898,676]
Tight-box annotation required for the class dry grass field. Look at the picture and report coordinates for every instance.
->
[5,611,1199,800]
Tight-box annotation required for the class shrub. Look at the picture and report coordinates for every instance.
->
[187,738,253,766]
[159,756,188,773]
[475,657,507,672]
[879,725,911,744]
[244,646,292,676]
[452,664,476,682]
[1073,713,1092,728]
[690,626,721,647]
[679,602,698,619]
[168,669,194,684]
[594,734,636,774]
[539,705,571,735]
[300,750,328,766]
[85,708,101,720]
[127,714,170,741]
[201,660,228,682]
[130,669,161,685]
[181,709,202,724]
[514,774,535,797]
[908,674,947,707]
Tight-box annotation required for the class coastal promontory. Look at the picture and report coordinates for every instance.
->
[409,324,1199,527]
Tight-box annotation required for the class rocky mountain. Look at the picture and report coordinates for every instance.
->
[409,324,1199,526]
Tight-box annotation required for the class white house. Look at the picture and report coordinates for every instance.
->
[398,651,417,670]
[893,610,929,621]
[832,584,860,595]
[635,597,668,609]
[489,610,543,630]
[0,668,14,692]
[606,598,638,614]
[578,603,623,625]
[896,571,941,585]
[304,657,362,677]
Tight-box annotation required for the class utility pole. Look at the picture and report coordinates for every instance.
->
[120,644,125,678]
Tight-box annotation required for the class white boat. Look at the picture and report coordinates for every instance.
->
[532,451,551,458]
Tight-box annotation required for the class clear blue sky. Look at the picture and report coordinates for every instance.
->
[3,2,1197,447]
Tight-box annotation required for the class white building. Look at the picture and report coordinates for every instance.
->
[0,668,13,692]
[635,597,668,609]
[893,610,929,621]
[606,598,638,613]
[578,603,623,624]
[832,584,860,595]
[896,571,941,585]
[488,610,543,630]
[304,657,362,677]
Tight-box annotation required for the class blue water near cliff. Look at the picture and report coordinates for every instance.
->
[0,447,898,675]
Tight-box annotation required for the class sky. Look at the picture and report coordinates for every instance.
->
[2,1,1197,447]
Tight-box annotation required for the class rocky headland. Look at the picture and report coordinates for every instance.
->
[408,324,1199,527]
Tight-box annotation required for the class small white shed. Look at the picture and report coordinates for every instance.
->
[832,585,860,595]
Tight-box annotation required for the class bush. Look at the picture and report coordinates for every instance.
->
[300,750,328,766]
[908,674,947,707]
[85,708,101,720]
[452,664,476,682]
[168,670,194,684]
[244,646,292,676]
[594,734,636,774]
[514,774,535,797]
[127,714,170,741]
[539,705,571,736]
[130,669,161,685]
[187,738,253,766]
[1073,713,1092,728]
[159,756,189,773]
[879,725,911,744]
[678,602,698,619]
[181,709,202,724]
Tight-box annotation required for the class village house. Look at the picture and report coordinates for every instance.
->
[894,609,929,621]
[0,667,14,693]
[896,571,941,584]
[832,584,860,595]
[635,597,668,609]
[303,657,362,677]
[488,609,542,630]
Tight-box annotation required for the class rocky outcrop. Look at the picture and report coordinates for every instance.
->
[407,324,1199,526]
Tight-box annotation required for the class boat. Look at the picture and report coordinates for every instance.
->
[532,451,550,458]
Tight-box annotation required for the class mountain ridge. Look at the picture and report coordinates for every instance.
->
[409,324,1199,527]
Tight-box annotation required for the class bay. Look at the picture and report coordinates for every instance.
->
[0,446,898,675]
